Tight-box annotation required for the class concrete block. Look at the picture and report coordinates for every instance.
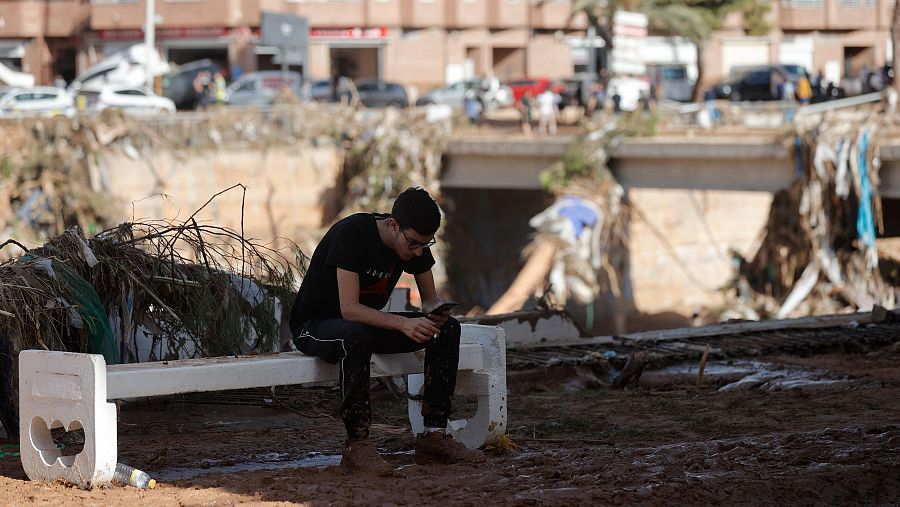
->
[19,350,117,487]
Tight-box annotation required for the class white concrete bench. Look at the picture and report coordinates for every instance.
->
[18,324,506,488]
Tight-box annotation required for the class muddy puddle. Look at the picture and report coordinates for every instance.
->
[155,450,416,481]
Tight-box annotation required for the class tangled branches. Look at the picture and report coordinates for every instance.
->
[0,188,307,436]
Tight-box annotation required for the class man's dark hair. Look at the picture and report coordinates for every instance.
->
[391,187,441,235]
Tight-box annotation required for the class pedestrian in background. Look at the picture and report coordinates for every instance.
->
[611,87,622,113]
[537,88,557,135]
[213,70,227,105]
[519,91,534,136]
[464,90,483,128]
[796,73,813,105]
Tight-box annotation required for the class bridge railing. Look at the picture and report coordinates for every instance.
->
[657,92,883,130]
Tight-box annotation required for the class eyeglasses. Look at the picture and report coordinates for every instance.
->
[399,227,436,250]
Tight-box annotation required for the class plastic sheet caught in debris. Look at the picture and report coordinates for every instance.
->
[721,115,897,322]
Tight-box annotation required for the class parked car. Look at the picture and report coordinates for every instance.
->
[226,71,303,106]
[96,84,176,115]
[713,65,801,101]
[352,80,408,108]
[416,78,513,109]
[0,86,74,118]
[306,77,353,102]
[647,64,694,102]
[507,78,551,103]
[416,81,471,108]
[68,43,170,95]
[162,59,223,110]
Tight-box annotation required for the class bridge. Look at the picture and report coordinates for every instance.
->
[441,134,900,198]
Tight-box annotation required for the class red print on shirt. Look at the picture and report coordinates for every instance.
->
[359,267,394,298]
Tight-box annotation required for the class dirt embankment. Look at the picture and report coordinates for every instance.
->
[1,348,899,506]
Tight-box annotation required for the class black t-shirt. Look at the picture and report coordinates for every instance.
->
[289,212,435,334]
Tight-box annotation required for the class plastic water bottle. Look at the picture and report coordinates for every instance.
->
[113,463,157,489]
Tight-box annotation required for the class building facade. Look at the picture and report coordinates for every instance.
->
[2,0,586,90]
[0,0,89,84]
[0,0,895,92]
[702,0,894,87]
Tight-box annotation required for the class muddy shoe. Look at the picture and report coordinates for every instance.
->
[415,431,487,465]
[341,439,394,476]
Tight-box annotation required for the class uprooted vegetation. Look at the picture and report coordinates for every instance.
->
[0,194,307,437]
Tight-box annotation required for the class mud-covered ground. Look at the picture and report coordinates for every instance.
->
[2,346,899,506]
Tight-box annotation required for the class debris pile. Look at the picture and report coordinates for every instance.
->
[486,113,654,331]
[0,112,136,250]
[722,118,897,320]
[0,104,451,253]
[0,200,306,437]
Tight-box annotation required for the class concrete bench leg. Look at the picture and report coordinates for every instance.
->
[408,325,507,449]
[18,350,117,488]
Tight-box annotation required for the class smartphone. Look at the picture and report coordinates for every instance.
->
[426,302,459,316]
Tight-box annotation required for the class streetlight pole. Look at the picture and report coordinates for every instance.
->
[145,0,155,90]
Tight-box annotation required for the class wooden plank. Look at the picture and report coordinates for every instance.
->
[514,311,890,350]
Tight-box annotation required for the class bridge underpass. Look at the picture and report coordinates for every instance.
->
[439,134,900,334]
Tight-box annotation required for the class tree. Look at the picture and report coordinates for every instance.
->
[638,0,770,101]
[568,0,641,78]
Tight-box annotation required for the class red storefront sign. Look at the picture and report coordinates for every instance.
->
[309,27,387,39]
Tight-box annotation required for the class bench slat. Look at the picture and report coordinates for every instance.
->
[106,344,484,400]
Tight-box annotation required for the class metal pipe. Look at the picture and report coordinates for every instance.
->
[145,0,156,90]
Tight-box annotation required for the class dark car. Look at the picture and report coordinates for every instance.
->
[162,59,223,110]
[713,65,799,101]
[352,80,408,108]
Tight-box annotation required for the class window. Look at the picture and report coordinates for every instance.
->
[745,71,769,85]
[115,89,147,96]
[661,67,687,80]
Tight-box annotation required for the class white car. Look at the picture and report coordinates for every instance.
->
[96,85,176,115]
[0,86,74,118]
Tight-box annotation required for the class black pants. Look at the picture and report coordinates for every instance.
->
[295,313,461,440]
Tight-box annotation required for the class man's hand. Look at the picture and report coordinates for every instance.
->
[422,298,451,328]
[401,316,442,344]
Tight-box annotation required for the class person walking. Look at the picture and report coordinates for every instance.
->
[796,73,813,105]
[519,91,534,136]
[537,88,558,135]
[288,187,486,475]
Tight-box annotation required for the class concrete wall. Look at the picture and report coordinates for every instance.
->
[628,189,773,314]
[101,143,343,251]
[99,143,774,324]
